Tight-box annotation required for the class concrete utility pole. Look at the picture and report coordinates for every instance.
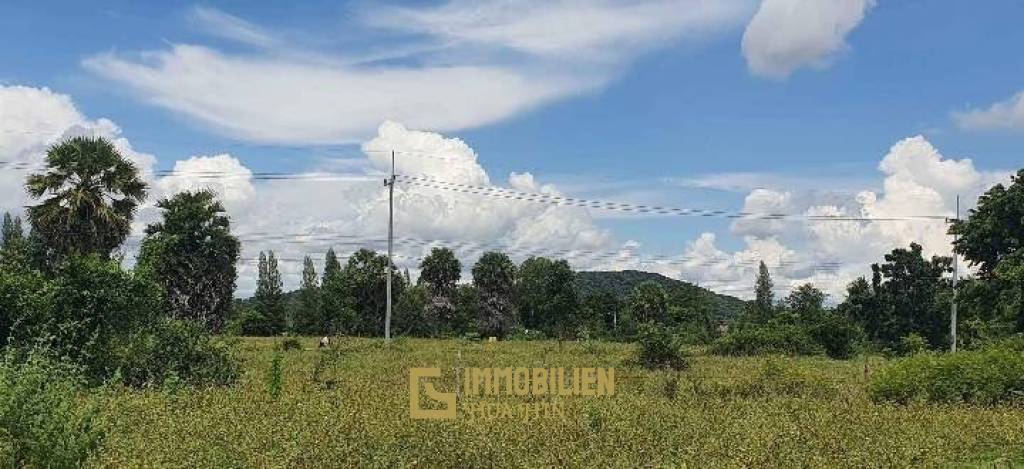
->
[951,195,960,353]
[385,150,396,342]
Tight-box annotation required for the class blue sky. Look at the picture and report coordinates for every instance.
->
[1,0,1022,296]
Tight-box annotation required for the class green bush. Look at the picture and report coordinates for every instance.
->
[637,323,689,370]
[870,346,1024,405]
[711,324,823,357]
[280,337,302,351]
[894,333,930,356]
[112,318,239,388]
[807,315,862,359]
[0,349,103,467]
[6,256,164,383]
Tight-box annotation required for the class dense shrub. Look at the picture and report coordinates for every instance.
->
[507,327,547,341]
[870,346,1024,405]
[112,318,239,388]
[637,323,689,370]
[279,337,302,351]
[0,349,103,467]
[807,315,862,359]
[711,324,823,357]
[4,256,163,382]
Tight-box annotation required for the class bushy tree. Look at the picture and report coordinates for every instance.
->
[25,136,147,260]
[579,290,621,337]
[137,191,239,331]
[472,252,517,338]
[341,249,404,335]
[516,257,579,338]
[841,243,952,350]
[627,281,667,325]
[418,248,461,335]
[951,169,1024,277]
[782,283,826,324]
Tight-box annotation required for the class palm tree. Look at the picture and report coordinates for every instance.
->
[26,136,147,259]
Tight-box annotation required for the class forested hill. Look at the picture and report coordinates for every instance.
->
[575,270,748,322]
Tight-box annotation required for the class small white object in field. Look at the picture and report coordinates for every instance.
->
[487,337,498,343]
[319,336,331,348]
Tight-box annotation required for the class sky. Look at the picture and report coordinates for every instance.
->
[1,0,1022,299]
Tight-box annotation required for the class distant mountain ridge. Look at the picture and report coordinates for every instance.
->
[575,270,747,322]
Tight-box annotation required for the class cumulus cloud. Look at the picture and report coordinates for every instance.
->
[0,86,619,294]
[675,135,1010,300]
[742,0,875,78]
[954,91,1024,132]
[83,2,752,144]
[0,85,157,217]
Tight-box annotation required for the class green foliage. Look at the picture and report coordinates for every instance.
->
[251,251,285,336]
[15,255,163,382]
[137,190,240,331]
[265,352,283,399]
[841,243,953,350]
[25,136,147,260]
[895,333,930,356]
[806,314,862,360]
[637,323,689,370]
[951,169,1024,277]
[0,349,103,468]
[574,270,747,323]
[870,345,1024,405]
[0,213,24,250]
[516,257,579,339]
[294,256,322,335]
[711,324,823,357]
[339,249,405,335]
[112,318,239,388]
[472,252,517,338]
[279,337,302,352]
[752,261,775,323]
[627,281,668,325]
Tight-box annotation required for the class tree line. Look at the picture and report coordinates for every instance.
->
[2,135,1022,359]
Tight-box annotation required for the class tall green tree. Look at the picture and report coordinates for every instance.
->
[294,256,322,334]
[516,257,579,338]
[137,190,239,331]
[782,283,826,323]
[418,247,462,335]
[868,245,954,348]
[25,136,147,260]
[341,248,404,335]
[951,169,1024,277]
[627,281,668,325]
[323,248,342,284]
[752,261,775,323]
[1,213,24,249]
[472,252,517,338]
[251,251,285,335]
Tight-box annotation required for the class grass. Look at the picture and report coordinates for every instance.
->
[90,338,1024,467]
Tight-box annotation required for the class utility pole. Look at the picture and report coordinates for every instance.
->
[384,150,395,342]
[951,195,960,353]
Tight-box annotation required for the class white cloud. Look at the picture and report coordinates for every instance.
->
[0,85,157,218]
[83,2,751,144]
[675,135,1010,300]
[84,46,579,145]
[0,87,619,293]
[364,0,753,61]
[954,91,1024,132]
[742,0,875,78]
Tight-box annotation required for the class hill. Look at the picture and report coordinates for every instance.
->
[575,270,747,322]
